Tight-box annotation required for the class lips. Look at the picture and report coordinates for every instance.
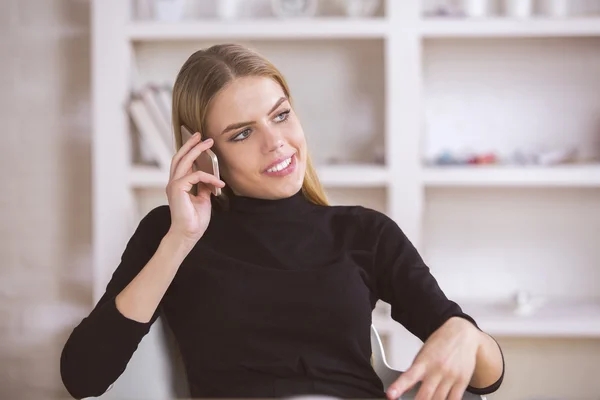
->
[263,153,295,173]
[263,153,297,177]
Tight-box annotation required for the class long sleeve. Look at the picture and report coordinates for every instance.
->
[60,206,170,399]
[370,213,472,342]
[368,211,504,395]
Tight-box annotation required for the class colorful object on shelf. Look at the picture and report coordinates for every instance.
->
[431,150,499,166]
[429,146,580,167]
[468,152,497,165]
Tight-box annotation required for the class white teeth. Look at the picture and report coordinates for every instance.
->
[267,157,292,173]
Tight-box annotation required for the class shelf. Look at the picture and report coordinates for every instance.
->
[461,298,600,338]
[316,164,389,187]
[421,18,600,38]
[373,298,600,338]
[129,165,169,188]
[422,165,600,187]
[129,164,389,189]
[127,19,389,41]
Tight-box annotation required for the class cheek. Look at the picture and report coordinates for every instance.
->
[217,145,259,180]
[286,120,306,150]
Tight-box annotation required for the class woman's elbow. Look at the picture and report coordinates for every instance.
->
[59,337,113,399]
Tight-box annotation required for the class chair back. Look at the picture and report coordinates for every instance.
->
[370,325,486,400]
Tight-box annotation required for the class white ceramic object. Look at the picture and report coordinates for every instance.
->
[503,0,533,18]
[513,290,546,316]
[341,0,381,17]
[217,0,239,20]
[152,0,186,21]
[462,0,495,18]
[271,0,318,18]
[538,0,570,17]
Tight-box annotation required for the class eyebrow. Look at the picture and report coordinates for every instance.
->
[220,97,288,135]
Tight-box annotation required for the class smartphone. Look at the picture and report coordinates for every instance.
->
[180,125,222,197]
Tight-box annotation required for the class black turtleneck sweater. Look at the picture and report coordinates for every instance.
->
[60,190,503,399]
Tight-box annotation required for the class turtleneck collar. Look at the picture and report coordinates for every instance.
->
[227,189,313,215]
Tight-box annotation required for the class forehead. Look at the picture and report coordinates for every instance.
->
[207,76,286,124]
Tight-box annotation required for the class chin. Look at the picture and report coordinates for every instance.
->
[272,180,303,198]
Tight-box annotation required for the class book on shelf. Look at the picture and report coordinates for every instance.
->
[127,83,175,171]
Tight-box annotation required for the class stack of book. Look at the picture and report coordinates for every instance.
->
[127,84,175,171]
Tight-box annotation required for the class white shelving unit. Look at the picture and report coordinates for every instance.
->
[416,4,600,350]
[92,1,600,396]
[421,17,600,37]
[423,165,600,187]
[127,18,389,40]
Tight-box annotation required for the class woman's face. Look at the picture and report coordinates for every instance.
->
[204,76,307,200]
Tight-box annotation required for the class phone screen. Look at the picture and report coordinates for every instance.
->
[180,125,222,196]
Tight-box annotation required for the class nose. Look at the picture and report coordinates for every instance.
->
[262,127,285,153]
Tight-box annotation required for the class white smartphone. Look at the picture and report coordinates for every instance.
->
[180,125,222,197]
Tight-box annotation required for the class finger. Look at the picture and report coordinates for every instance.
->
[193,182,213,200]
[431,379,453,400]
[447,379,469,400]
[387,363,426,399]
[173,138,215,181]
[170,131,201,179]
[175,170,225,193]
[414,374,442,400]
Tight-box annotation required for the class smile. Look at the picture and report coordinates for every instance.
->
[263,154,297,177]
[267,157,292,173]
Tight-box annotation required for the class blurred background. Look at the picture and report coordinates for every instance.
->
[2,0,600,399]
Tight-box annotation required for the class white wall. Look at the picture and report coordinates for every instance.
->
[0,0,93,398]
[1,1,600,399]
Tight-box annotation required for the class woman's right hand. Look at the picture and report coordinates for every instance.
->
[166,132,226,245]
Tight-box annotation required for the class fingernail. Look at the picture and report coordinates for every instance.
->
[387,389,398,399]
[193,132,200,138]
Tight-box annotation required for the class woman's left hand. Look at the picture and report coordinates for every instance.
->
[386,317,481,400]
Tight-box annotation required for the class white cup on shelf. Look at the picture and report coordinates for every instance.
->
[152,0,186,21]
[341,0,381,17]
[503,0,533,18]
[538,0,570,17]
[217,0,240,20]
[462,0,495,18]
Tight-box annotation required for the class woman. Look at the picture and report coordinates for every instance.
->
[60,44,504,400]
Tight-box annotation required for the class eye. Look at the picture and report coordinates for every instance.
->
[232,128,251,142]
[274,109,290,123]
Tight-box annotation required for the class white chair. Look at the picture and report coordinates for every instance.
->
[370,324,487,400]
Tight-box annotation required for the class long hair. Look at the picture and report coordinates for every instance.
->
[171,43,328,208]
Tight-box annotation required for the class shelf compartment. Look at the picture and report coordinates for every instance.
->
[421,18,600,38]
[373,298,600,338]
[127,19,389,41]
[422,165,600,187]
[130,164,389,189]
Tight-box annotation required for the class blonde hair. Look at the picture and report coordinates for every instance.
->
[171,43,328,208]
